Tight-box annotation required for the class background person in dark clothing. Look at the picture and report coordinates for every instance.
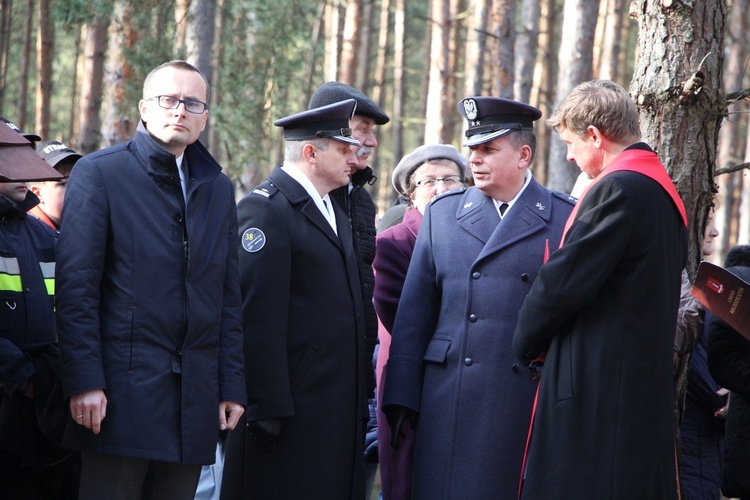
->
[707,245,750,500]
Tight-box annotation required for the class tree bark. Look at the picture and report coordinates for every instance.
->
[35,0,52,139]
[546,0,600,193]
[392,0,406,161]
[531,0,559,182]
[596,0,626,82]
[631,0,726,275]
[185,0,216,146]
[463,0,490,98]
[67,25,83,141]
[355,0,374,93]
[101,0,137,147]
[78,17,110,154]
[715,0,748,255]
[18,0,35,130]
[340,0,362,85]
[491,0,515,98]
[424,0,452,143]
[0,0,13,113]
[514,0,540,103]
[324,0,344,81]
[175,0,190,55]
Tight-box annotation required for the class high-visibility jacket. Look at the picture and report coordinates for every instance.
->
[0,190,59,462]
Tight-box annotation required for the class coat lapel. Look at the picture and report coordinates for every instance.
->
[456,187,501,245]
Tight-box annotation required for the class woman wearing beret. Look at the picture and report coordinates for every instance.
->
[373,144,468,500]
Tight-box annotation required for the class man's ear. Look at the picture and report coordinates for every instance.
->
[29,184,42,197]
[587,125,604,148]
[519,144,533,168]
[302,143,317,164]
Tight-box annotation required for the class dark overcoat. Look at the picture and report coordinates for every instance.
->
[222,165,367,499]
[382,177,574,499]
[707,265,750,499]
[513,164,687,499]
[56,124,246,464]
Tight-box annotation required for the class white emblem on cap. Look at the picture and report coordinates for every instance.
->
[463,99,478,120]
[242,228,266,253]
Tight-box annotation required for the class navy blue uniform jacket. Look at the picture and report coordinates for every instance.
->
[383,177,574,499]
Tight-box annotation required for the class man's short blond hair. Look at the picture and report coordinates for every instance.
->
[285,138,330,163]
[547,80,641,144]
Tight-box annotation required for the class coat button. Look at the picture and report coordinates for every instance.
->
[469,313,477,322]
[472,271,481,279]
[173,213,183,223]
[465,358,473,366]
[512,363,520,371]
[521,273,530,282]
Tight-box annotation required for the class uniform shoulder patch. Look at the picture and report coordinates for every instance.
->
[552,190,577,206]
[241,228,266,253]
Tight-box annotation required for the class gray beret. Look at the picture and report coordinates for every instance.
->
[392,144,469,196]
[309,82,390,125]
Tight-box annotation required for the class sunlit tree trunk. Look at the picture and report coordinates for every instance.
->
[392,0,405,161]
[35,0,52,138]
[0,0,13,113]
[78,17,109,154]
[514,0,540,103]
[340,0,362,85]
[715,0,749,255]
[372,0,392,212]
[424,0,452,143]
[596,0,626,82]
[546,0,600,193]
[186,0,216,145]
[304,2,326,104]
[174,0,190,55]
[531,0,558,181]
[355,0,374,93]
[324,0,344,81]
[491,0,515,98]
[67,26,83,141]
[463,0,489,99]
[18,0,35,129]
[101,1,137,147]
[631,0,726,274]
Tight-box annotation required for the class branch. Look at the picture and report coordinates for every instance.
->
[726,87,750,103]
[715,162,750,176]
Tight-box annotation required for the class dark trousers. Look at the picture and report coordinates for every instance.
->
[79,451,201,500]
[0,449,80,499]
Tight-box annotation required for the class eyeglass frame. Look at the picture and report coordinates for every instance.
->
[414,175,464,188]
[147,95,208,114]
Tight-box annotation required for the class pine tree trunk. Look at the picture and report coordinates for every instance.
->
[340,0,362,86]
[18,0,35,129]
[67,25,83,142]
[630,0,727,275]
[491,0,515,98]
[101,0,137,148]
[35,0,52,139]
[175,0,190,55]
[514,0,540,103]
[463,0,489,98]
[186,0,216,146]
[715,0,749,255]
[77,17,109,154]
[546,0,600,193]
[392,0,405,163]
[424,0,451,143]
[0,0,13,113]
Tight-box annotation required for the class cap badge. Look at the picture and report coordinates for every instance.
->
[242,228,266,253]
[463,99,478,120]
[536,202,546,211]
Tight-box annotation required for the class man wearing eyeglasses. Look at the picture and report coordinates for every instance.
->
[382,97,575,499]
[55,60,246,499]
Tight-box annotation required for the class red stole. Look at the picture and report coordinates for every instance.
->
[561,149,688,245]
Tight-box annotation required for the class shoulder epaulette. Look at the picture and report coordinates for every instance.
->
[251,182,278,199]
[432,186,467,204]
[552,190,577,206]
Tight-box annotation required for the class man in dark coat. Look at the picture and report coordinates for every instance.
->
[0,126,80,498]
[707,245,750,499]
[56,60,246,499]
[382,97,575,499]
[513,80,688,499]
[222,100,368,499]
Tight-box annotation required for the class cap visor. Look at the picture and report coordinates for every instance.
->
[463,128,512,147]
[0,146,65,181]
[332,135,362,147]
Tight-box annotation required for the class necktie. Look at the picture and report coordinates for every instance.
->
[499,203,509,217]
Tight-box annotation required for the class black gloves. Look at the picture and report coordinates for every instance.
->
[247,417,282,451]
[383,404,418,449]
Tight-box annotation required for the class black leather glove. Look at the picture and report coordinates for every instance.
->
[247,417,282,451]
[383,404,418,450]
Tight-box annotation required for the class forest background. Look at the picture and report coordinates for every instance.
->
[0,0,747,268]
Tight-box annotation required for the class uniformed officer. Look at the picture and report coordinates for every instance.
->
[381,97,576,499]
[222,100,370,499]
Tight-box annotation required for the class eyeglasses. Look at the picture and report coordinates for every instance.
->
[148,95,208,114]
[415,176,463,188]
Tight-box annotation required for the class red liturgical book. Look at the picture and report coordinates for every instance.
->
[691,261,750,339]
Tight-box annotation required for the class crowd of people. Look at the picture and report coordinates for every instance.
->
[1,59,748,500]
